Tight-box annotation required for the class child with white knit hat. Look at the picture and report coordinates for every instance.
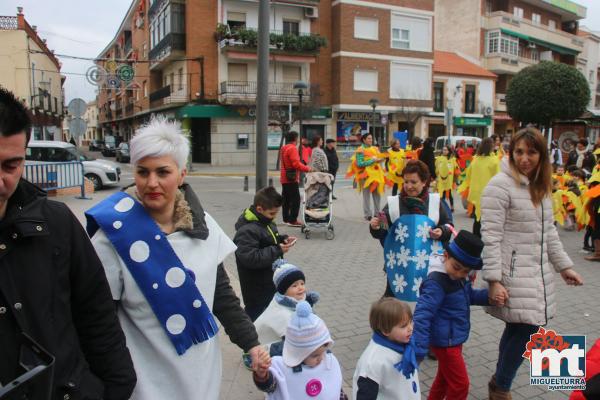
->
[253,301,346,399]
[254,259,319,347]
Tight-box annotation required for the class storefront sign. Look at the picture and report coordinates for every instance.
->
[336,121,368,142]
[453,116,492,127]
[268,127,283,150]
[337,112,381,121]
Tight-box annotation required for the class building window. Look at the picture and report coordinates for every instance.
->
[228,63,248,81]
[143,43,147,58]
[549,19,556,30]
[178,68,183,90]
[513,7,524,19]
[227,11,246,31]
[54,97,58,113]
[283,65,301,82]
[389,62,431,100]
[532,13,541,25]
[354,17,378,40]
[433,82,444,112]
[464,84,476,114]
[487,30,518,57]
[390,13,431,52]
[283,20,300,36]
[353,70,378,92]
[143,81,148,97]
[392,28,410,49]
[170,72,175,89]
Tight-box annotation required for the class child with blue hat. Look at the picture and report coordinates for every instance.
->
[411,230,505,399]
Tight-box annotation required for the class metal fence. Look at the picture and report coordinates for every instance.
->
[23,162,88,198]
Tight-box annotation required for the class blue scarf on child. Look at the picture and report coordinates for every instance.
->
[85,191,219,355]
[372,331,419,379]
[274,291,320,309]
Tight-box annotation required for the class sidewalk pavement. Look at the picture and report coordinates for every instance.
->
[56,171,599,400]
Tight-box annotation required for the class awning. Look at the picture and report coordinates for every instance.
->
[493,113,513,121]
[500,28,579,56]
[177,105,332,119]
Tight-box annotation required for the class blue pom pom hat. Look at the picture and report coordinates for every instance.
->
[272,259,306,294]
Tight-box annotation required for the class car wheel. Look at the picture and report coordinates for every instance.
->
[85,173,102,191]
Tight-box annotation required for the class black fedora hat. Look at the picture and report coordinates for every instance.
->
[443,230,484,270]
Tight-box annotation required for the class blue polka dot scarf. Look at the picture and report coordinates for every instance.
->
[86,191,218,355]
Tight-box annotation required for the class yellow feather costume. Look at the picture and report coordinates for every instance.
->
[457,155,500,221]
[386,149,405,186]
[435,155,458,195]
[346,145,388,194]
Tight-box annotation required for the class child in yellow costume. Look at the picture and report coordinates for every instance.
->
[435,145,459,212]
[457,138,500,237]
[346,133,388,220]
[385,139,405,196]
[552,178,567,226]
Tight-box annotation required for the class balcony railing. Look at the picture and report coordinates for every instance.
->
[150,85,171,102]
[219,81,316,104]
[215,26,326,55]
[0,16,18,30]
[149,85,190,106]
[149,32,186,62]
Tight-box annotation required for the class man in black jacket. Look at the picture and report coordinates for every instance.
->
[234,187,295,321]
[324,139,339,199]
[0,88,136,400]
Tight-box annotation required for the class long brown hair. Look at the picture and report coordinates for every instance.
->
[508,127,552,205]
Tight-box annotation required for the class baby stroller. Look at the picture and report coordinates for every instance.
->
[301,172,335,240]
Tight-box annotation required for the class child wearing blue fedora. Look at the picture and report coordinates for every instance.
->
[412,230,504,400]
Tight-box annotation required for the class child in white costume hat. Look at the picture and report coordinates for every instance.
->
[254,259,319,346]
[253,301,347,399]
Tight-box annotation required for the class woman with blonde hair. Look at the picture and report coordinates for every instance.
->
[481,127,583,399]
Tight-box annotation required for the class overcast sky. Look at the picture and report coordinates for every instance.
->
[2,0,600,104]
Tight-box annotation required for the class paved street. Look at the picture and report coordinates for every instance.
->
[60,157,599,400]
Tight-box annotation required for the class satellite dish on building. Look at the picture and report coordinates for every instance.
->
[69,118,87,139]
[67,98,87,118]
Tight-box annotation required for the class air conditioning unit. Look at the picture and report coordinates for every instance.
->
[304,6,318,18]
[484,106,493,116]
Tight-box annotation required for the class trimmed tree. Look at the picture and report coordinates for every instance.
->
[506,61,590,133]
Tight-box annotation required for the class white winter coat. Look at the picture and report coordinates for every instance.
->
[480,158,573,326]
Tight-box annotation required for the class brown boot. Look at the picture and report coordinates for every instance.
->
[488,376,512,400]
[585,239,600,262]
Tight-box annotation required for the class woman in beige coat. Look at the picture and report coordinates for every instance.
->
[480,127,583,399]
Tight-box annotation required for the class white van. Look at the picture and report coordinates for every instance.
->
[434,135,481,154]
[26,140,121,190]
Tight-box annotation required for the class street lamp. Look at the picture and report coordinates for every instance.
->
[369,98,379,145]
[294,80,308,157]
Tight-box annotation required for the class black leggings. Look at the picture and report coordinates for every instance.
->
[282,182,300,223]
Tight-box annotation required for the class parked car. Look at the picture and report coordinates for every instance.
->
[26,140,121,190]
[89,139,105,152]
[101,135,118,157]
[116,142,130,163]
[434,135,482,155]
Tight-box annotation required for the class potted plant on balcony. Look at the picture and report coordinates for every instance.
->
[282,33,298,52]
[214,23,229,42]
[270,32,284,49]
[246,29,258,47]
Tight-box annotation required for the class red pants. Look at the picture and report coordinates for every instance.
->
[428,345,469,400]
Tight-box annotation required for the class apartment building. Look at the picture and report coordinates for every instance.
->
[0,7,65,140]
[423,51,497,140]
[331,0,435,143]
[435,0,586,138]
[83,100,100,143]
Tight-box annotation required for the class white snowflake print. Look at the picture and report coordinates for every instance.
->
[394,223,409,244]
[414,249,429,270]
[430,240,443,255]
[393,274,408,293]
[412,277,423,294]
[416,222,432,243]
[385,250,397,269]
[396,246,411,268]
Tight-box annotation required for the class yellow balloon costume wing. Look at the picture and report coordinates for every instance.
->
[386,150,405,186]
[458,155,500,221]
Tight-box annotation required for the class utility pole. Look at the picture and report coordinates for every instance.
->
[255,0,269,190]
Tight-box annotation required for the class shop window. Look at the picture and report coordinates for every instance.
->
[433,82,444,112]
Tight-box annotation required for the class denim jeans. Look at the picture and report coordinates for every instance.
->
[495,323,540,390]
